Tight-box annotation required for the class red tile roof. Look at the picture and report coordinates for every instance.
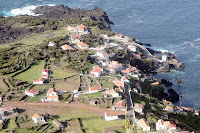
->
[78,24,86,31]
[62,45,74,50]
[105,111,118,116]
[115,100,125,107]
[33,78,44,82]
[71,35,81,40]
[42,69,48,73]
[90,86,99,91]
[91,66,102,73]
[76,42,89,48]
[27,89,39,94]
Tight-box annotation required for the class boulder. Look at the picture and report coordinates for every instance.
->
[174,78,181,85]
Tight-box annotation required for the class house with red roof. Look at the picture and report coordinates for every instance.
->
[128,45,137,52]
[67,26,78,32]
[77,24,88,33]
[194,110,199,116]
[103,89,120,98]
[25,89,39,97]
[91,66,103,77]
[96,51,109,61]
[71,35,82,43]
[121,76,129,83]
[76,42,89,50]
[41,69,49,79]
[164,121,176,130]
[88,86,100,94]
[47,41,56,47]
[104,111,119,121]
[112,100,126,111]
[61,45,74,50]
[134,103,144,115]
[47,88,59,102]
[164,105,174,112]
[138,118,150,131]
[33,78,44,85]
[114,34,123,40]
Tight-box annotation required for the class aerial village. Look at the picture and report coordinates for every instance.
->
[0,24,197,132]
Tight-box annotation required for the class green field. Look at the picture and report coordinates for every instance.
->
[50,64,78,79]
[14,60,44,83]
[31,84,52,91]
[82,117,124,133]
[80,92,103,98]
[0,27,68,49]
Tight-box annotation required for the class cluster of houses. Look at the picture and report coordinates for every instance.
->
[0,107,17,125]
[25,88,59,102]
[33,69,49,85]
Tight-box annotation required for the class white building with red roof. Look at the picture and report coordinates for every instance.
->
[134,103,144,115]
[114,34,123,40]
[47,88,59,102]
[25,89,39,97]
[33,78,44,85]
[71,35,82,43]
[61,45,74,50]
[67,26,78,32]
[138,118,150,131]
[41,69,49,79]
[128,45,137,52]
[88,86,100,94]
[77,24,88,34]
[194,110,199,116]
[164,121,176,130]
[91,66,103,77]
[76,42,89,50]
[103,89,119,98]
[164,105,174,112]
[48,41,56,47]
[112,100,126,111]
[104,111,119,121]
[96,51,109,61]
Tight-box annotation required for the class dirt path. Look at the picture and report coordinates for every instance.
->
[3,101,123,116]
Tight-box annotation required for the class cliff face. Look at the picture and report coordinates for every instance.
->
[32,5,114,28]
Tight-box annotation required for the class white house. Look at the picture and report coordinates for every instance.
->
[194,110,199,116]
[162,55,168,62]
[41,69,48,79]
[164,121,176,130]
[128,45,137,52]
[76,42,89,50]
[104,112,118,121]
[33,78,44,85]
[134,103,144,115]
[156,119,165,131]
[47,41,56,47]
[112,100,126,111]
[91,66,103,77]
[138,118,150,131]
[164,105,174,112]
[114,34,123,40]
[67,26,78,32]
[32,113,45,125]
[77,24,88,34]
[88,86,101,94]
[71,35,81,43]
[25,89,39,97]
[103,89,120,98]
[47,88,59,102]
[96,51,109,61]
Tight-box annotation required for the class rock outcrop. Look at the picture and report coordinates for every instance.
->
[32,5,114,28]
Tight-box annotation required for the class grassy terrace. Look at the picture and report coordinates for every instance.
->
[79,92,103,98]
[50,64,78,79]
[0,27,68,49]
[81,117,124,133]
[14,60,44,83]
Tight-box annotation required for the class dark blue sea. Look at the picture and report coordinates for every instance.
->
[1,0,200,109]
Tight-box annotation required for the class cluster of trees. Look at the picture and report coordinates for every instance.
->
[81,34,104,47]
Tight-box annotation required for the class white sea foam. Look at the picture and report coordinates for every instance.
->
[194,38,200,42]
[10,4,55,16]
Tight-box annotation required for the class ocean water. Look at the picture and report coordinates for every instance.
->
[1,0,200,109]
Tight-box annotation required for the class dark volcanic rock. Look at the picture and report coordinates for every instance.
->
[167,91,179,102]
[161,79,173,86]
[32,5,114,28]
[146,48,157,55]
[174,78,181,85]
